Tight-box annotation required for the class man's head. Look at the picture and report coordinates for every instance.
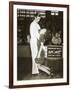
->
[34,13,41,23]
[55,32,60,38]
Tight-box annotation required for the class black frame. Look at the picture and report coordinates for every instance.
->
[9,1,69,88]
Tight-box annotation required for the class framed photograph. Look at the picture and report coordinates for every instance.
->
[9,1,69,88]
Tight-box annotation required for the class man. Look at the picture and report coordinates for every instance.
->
[30,14,41,75]
[52,32,61,45]
[30,13,50,75]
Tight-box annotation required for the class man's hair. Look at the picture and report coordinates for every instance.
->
[34,12,41,17]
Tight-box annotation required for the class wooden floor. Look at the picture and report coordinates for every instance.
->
[17,57,63,80]
[22,71,63,80]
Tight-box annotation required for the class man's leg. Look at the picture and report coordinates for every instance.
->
[32,58,39,74]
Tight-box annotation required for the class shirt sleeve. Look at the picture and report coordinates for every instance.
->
[30,22,40,40]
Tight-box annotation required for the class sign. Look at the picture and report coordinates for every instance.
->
[47,45,62,60]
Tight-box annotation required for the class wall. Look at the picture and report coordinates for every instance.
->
[0,0,71,90]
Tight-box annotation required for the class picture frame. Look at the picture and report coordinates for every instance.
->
[9,1,69,88]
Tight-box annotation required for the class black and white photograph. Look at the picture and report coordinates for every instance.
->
[17,8,63,80]
[9,2,69,88]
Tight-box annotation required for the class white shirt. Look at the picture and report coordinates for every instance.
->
[30,20,40,40]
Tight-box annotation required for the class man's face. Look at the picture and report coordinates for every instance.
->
[35,16,41,23]
[56,33,60,37]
